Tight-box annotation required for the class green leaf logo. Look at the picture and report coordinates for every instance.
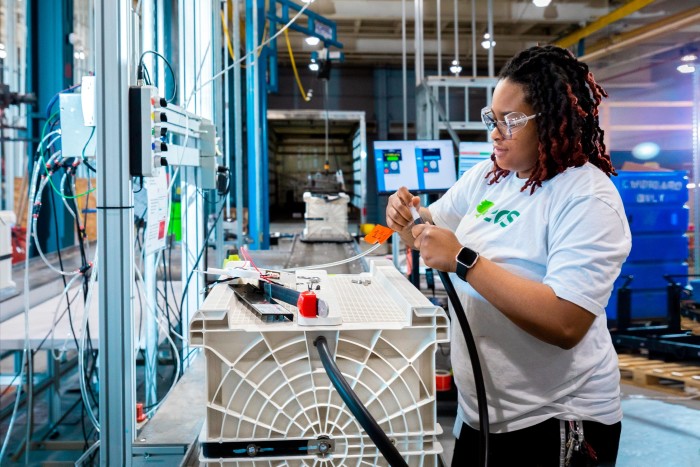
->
[475,200,495,218]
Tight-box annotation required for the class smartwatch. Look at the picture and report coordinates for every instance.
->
[455,247,479,282]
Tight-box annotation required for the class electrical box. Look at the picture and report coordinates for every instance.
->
[190,259,449,465]
[129,85,169,177]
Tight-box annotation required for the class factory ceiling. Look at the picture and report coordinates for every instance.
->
[276,0,700,84]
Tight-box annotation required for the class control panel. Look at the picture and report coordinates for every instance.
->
[128,85,169,177]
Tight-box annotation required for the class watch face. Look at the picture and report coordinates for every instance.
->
[458,247,478,268]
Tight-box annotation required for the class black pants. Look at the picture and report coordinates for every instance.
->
[452,418,622,466]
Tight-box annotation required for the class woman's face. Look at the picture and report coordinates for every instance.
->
[488,78,540,179]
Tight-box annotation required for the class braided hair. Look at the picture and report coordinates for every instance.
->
[487,45,615,194]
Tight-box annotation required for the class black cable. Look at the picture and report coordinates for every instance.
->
[139,50,178,102]
[437,270,489,467]
[178,200,226,330]
[314,336,408,467]
[133,176,144,193]
[411,215,490,466]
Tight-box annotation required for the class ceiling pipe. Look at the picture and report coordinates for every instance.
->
[554,0,656,49]
[581,6,700,62]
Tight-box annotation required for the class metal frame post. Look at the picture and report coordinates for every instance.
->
[95,0,135,463]
[233,0,244,249]
[246,0,269,249]
[212,1,225,269]
[693,67,700,273]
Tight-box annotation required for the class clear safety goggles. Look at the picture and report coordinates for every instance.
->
[481,107,539,139]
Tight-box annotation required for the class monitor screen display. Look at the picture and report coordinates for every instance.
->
[374,140,457,194]
[458,142,493,178]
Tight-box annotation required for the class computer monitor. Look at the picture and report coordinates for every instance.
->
[374,140,457,194]
[458,142,493,178]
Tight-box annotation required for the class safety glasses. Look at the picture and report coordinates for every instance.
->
[481,107,539,139]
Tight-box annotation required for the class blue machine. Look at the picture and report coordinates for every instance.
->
[607,170,689,321]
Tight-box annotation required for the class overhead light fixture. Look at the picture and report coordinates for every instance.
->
[305,36,321,46]
[677,53,697,73]
[449,59,462,76]
[301,0,315,3]
[533,0,551,6]
[308,61,320,72]
[0,43,5,60]
[481,33,496,50]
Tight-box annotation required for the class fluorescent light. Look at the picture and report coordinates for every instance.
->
[481,33,496,50]
[677,63,696,74]
[309,62,319,71]
[681,54,697,62]
[305,36,321,46]
[533,0,551,7]
[301,0,314,3]
[449,59,462,75]
[631,142,660,161]
[0,43,5,50]
[687,183,696,190]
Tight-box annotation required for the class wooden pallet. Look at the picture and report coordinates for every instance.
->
[618,354,700,395]
[681,317,700,336]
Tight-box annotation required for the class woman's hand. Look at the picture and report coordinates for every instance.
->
[411,224,463,273]
[386,186,420,233]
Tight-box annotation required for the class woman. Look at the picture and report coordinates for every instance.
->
[386,45,630,466]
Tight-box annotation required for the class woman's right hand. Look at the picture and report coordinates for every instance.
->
[386,187,421,233]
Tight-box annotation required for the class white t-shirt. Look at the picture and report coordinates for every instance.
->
[429,160,631,434]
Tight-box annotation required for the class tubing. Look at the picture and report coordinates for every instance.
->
[314,336,408,467]
[437,270,489,466]
[410,207,489,465]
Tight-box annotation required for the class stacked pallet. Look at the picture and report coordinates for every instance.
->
[618,354,700,395]
[681,316,700,336]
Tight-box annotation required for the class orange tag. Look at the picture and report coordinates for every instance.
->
[364,224,394,244]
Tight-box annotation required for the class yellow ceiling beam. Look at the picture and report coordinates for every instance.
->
[580,5,700,61]
[554,0,657,49]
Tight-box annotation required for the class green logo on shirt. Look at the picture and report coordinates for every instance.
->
[476,199,520,228]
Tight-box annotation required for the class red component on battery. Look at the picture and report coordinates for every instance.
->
[297,291,318,318]
[136,402,147,423]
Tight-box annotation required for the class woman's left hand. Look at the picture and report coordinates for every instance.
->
[411,224,463,273]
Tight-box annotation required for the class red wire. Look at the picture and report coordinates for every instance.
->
[240,246,271,283]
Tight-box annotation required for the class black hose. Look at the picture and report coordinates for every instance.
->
[437,270,490,467]
[314,336,408,467]
[412,213,489,465]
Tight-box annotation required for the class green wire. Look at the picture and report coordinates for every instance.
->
[38,111,97,200]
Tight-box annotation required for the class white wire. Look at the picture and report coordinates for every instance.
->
[74,439,100,466]
[37,129,61,155]
[50,273,85,360]
[133,266,182,416]
[192,0,313,100]
[0,152,47,463]
[280,242,384,272]
[59,172,82,225]
[78,252,100,432]
[31,163,81,277]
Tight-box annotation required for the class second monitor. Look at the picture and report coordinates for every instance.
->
[375,140,457,194]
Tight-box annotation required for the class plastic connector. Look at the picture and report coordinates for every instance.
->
[297,290,318,318]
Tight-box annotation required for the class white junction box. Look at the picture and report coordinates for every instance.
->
[301,192,352,243]
[190,259,449,466]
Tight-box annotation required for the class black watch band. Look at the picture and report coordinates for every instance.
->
[455,247,479,282]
